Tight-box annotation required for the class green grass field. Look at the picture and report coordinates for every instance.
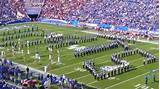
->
[0,22,159,89]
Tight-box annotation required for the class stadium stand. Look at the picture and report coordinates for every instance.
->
[41,0,159,31]
[0,0,158,31]
[41,0,86,20]
[0,0,29,25]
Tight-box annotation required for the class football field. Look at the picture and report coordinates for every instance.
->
[0,22,159,89]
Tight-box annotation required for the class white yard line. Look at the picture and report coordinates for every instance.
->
[64,70,78,75]
[104,71,149,89]
[86,84,98,89]
[87,80,98,85]
[136,65,144,68]
[75,74,92,80]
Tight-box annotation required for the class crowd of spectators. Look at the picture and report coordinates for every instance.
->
[41,0,86,20]
[0,0,26,22]
[0,0,159,31]
[10,0,26,16]
[68,0,159,31]
[41,0,159,31]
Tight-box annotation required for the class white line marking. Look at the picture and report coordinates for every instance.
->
[104,64,150,89]
[104,72,149,89]
[64,70,78,75]
[134,84,141,87]
[87,80,98,85]
[87,84,98,89]
[75,74,91,80]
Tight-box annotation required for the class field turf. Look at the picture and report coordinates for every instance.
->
[0,22,159,89]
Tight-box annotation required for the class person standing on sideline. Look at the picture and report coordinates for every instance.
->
[145,76,148,86]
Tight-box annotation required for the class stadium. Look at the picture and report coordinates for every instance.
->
[0,0,159,89]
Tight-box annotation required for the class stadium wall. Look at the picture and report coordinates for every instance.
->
[0,18,31,26]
